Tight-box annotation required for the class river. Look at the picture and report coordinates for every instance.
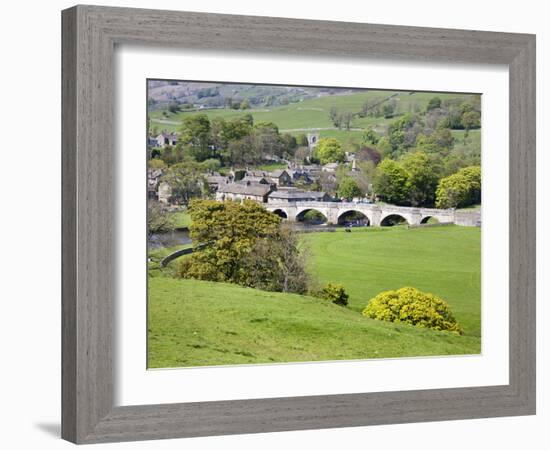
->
[148,229,192,249]
[148,221,369,250]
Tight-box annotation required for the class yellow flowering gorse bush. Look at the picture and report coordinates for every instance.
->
[362,287,463,335]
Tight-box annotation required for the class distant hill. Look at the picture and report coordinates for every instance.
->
[147,80,357,110]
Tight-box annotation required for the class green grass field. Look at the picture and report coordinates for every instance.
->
[171,210,192,229]
[149,90,478,135]
[251,162,289,171]
[302,226,481,336]
[149,91,481,149]
[148,226,481,368]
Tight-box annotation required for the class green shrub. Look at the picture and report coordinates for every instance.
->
[175,256,195,279]
[320,283,349,307]
[362,287,463,334]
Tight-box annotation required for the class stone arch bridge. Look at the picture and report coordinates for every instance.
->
[265,201,481,227]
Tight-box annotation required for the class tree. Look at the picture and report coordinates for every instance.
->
[362,98,385,117]
[296,133,309,147]
[222,115,253,142]
[458,165,481,204]
[224,97,234,109]
[426,96,442,111]
[442,147,480,176]
[355,146,381,165]
[376,136,392,158]
[355,160,377,197]
[461,110,481,134]
[253,123,285,159]
[240,98,250,110]
[341,111,353,130]
[209,114,260,164]
[161,162,208,205]
[209,116,227,151]
[363,128,380,145]
[386,113,423,156]
[401,151,440,206]
[432,128,455,150]
[329,106,339,126]
[373,159,409,205]
[281,133,298,157]
[294,146,310,164]
[382,101,396,118]
[435,165,481,208]
[200,158,221,173]
[241,225,311,294]
[435,175,470,209]
[148,158,166,170]
[168,102,180,114]
[179,114,212,161]
[147,200,175,237]
[158,145,185,166]
[338,177,363,200]
[227,135,260,166]
[181,200,281,282]
[446,106,465,129]
[415,128,454,154]
[315,138,345,164]
[177,200,310,294]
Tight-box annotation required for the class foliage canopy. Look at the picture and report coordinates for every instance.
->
[178,200,310,294]
[338,177,363,200]
[435,165,481,208]
[315,138,346,164]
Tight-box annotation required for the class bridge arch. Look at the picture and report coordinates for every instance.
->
[337,209,371,226]
[271,208,288,219]
[296,208,328,224]
[380,213,409,226]
[420,215,439,224]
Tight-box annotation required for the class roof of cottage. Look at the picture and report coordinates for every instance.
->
[240,175,270,184]
[157,131,178,139]
[269,169,290,178]
[206,175,229,184]
[217,183,272,196]
[268,189,328,200]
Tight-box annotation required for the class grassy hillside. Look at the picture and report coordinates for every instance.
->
[148,277,480,368]
[148,226,481,368]
[149,90,479,142]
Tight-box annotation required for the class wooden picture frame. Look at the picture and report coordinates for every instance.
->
[62,5,536,444]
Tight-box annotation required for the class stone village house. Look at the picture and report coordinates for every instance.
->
[147,168,163,200]
[266,188,331,204]
[154,131,178,147]
[206,173,231,191]
[246,169,292,187]
[216,181,273,203]
[157,182,172,204]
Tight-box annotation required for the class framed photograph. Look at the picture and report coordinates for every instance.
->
[62,5,536,444]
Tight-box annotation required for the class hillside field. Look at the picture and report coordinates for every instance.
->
[148,226,481,368]
[148,90,481,148]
